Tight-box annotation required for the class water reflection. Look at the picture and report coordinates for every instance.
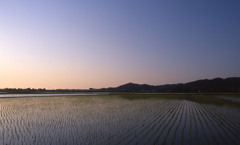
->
[0,93,100,98]
[117,93,240,107]
[0,95,239,145]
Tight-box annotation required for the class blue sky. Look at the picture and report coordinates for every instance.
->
[0,0,240,89]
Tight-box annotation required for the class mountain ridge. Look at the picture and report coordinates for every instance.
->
[99,77,240,93]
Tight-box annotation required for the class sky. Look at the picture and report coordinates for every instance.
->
[0,0,240,89]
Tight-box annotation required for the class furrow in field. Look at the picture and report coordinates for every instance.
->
[172,100,188,145]
[137,100,181,145]
[191,102,208,145]
[149,100,182,145]
[196,103,225,145]
[196,104,219,145]
[137,101,181,145]
[201,104,240,145]
[162,100,185,145]
[0,96,239,145]
[181,100,191,145]
[188,101,200,145]
[169,99,185,145]
[206,104,240,135]
[200,103,237,145]
[115,100,178,145]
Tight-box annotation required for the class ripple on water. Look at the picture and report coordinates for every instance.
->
[0,96,239,145]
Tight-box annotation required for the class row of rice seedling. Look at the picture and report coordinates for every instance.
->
[158,100,184,145]
[140,101,181,145]
[199,104,240,145]
[110,99,175,144]
[190,101,210,144]
[109,101,171,144]
[0,95,239,145]
[102,99,176,145]
[172,100,187,145]
[192,101,217,145]
[188,101,201,145]
[205,104,240,133]
[195,101,222,145]
[148,100,183,145]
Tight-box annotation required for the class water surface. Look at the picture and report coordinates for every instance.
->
[0,94,239,145]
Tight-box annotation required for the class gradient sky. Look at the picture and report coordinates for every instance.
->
[1,0,240,89]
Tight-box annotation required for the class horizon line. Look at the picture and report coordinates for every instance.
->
[1,77,239,90]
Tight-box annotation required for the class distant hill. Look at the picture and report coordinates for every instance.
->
[1,77,240,93]
[99,77,240,93]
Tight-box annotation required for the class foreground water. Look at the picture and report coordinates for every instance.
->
[0,94,239,145]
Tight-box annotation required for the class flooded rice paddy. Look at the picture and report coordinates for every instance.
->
[0,94,239,145]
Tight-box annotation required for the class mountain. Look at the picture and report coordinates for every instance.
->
[99,77,240,93]
[108,83,154,92]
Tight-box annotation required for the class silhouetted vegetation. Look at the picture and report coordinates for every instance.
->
[0,88,88,94]
[99,77,240,93]
[1,77,240,94]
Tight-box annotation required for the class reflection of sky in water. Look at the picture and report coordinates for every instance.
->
[0,93,100,98]
[217,96,240,103]
[0,95,239,145]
